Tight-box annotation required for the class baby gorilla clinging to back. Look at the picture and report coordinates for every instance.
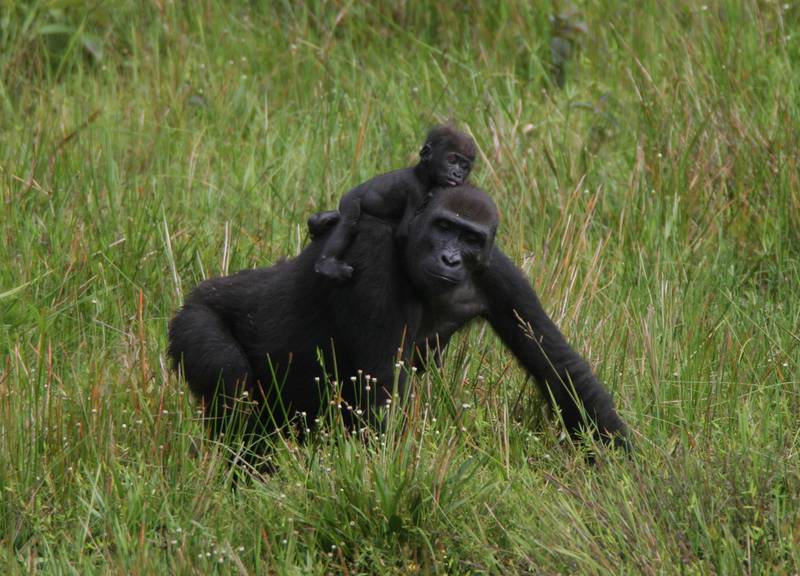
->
[311,125,477,281]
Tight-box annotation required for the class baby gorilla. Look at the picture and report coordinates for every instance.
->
[311,125,477,281]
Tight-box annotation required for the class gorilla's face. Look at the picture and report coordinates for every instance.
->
[405,186,497,295]
[431,148,473,188]
[419,132,476,188]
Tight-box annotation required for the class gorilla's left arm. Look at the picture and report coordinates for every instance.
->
[480,247,628,446]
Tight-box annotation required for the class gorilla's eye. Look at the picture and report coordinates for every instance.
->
[447,153,458,164]
[464,232,483,245]
[435,219,453,232]
[460,160,471,171]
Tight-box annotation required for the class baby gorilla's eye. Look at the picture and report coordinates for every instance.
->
[447,153,458,164]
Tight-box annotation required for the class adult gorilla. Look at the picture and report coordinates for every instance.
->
[168,185,628,448]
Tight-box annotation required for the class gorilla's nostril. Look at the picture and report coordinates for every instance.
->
[442,254,461,267]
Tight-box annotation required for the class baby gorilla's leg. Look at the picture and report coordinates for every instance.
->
[310,210,354,280]
[314,193,363,282]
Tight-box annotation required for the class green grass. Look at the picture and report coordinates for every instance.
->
[1,0,799,573]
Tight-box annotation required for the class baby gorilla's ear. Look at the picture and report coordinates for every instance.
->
[419,143,432,162]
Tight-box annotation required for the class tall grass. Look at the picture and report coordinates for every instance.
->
[1,1,798,573]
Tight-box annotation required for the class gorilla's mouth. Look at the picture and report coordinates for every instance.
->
[445,178,460,187]
[424,267,460,284]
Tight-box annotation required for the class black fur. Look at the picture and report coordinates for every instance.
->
[169,185,628,448]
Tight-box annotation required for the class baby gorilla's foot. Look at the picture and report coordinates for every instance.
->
[315,256,353,281]
[307,211,341,240]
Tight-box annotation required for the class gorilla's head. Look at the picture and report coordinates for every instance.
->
[404,185,498,295]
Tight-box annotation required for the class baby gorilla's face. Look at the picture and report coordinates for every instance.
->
[418,126,477,188]
[434,150,473,187]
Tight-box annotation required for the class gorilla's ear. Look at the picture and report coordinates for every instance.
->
[419,143,432,162]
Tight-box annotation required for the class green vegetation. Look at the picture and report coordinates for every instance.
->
[1,1,798,573]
